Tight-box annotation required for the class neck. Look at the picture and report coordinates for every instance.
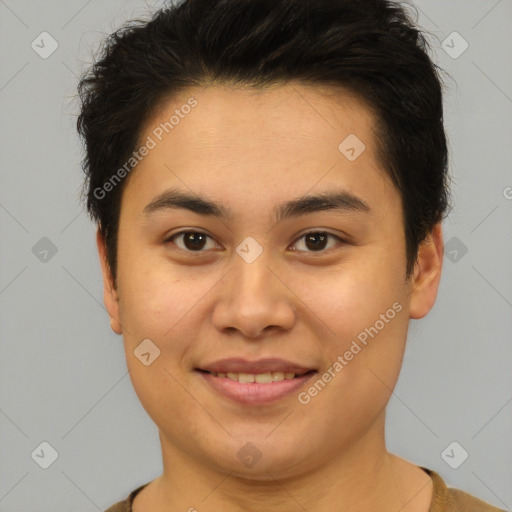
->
[137,414,433,512]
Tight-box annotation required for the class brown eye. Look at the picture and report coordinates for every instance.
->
[290,231,343,253]
[166,231,217,252]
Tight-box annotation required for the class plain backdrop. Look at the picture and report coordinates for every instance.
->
[0,0,511,510]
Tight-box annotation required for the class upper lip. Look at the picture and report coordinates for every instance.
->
[197,358,316,375]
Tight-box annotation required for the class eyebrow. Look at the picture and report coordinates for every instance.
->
[143,187,372,223]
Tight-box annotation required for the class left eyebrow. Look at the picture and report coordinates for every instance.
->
[142,187,372,223]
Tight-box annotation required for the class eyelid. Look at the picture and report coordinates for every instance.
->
[289,230,345,253]
[164,229,220,252]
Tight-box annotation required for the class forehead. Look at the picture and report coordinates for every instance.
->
[122,82,396,220]
[145,82,378,155]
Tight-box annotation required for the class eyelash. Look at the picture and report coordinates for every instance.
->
[164,230,345,254]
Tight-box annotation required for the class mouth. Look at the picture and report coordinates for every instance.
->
[196,368,315,383]
[194,367,318,405]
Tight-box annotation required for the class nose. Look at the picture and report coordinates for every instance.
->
[210,252,296,340]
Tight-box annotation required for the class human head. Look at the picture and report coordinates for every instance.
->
[76,2,451,502]
[77,0,450,287]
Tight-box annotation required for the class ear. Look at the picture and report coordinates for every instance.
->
[96,228,123,334]
[409,222,444,319]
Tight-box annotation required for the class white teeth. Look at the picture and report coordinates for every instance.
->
[255,373,272,383]
[239,373,255,383]
[212,371,298,382]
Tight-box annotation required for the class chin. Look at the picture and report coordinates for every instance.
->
[204,439,308,481]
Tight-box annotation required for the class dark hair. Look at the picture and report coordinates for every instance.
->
[77,0,450,285]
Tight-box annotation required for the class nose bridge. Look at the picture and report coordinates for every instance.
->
[231,242,278,301]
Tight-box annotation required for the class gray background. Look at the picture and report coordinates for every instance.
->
[0,0,511,510]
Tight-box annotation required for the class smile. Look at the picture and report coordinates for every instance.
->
[195,369,317,404]
[202,369,310,382]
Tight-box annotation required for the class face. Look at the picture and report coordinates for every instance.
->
[98,83,443,480]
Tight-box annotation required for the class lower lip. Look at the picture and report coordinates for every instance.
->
[197,370,317,405]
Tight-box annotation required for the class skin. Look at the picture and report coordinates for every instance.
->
[97,82,444,512]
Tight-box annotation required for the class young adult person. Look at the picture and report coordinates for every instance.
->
[76,0,505,510]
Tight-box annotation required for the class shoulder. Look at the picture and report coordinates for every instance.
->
[421,467,506,512]
[103,502,126,512]
[103,482,150,512]
[444,487,506,512]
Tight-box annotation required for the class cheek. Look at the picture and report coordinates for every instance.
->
[117,265,202,418]
[293,269,409,446]
[299,246,410,397]
[116,247,201,342]
[305,247,407,338]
